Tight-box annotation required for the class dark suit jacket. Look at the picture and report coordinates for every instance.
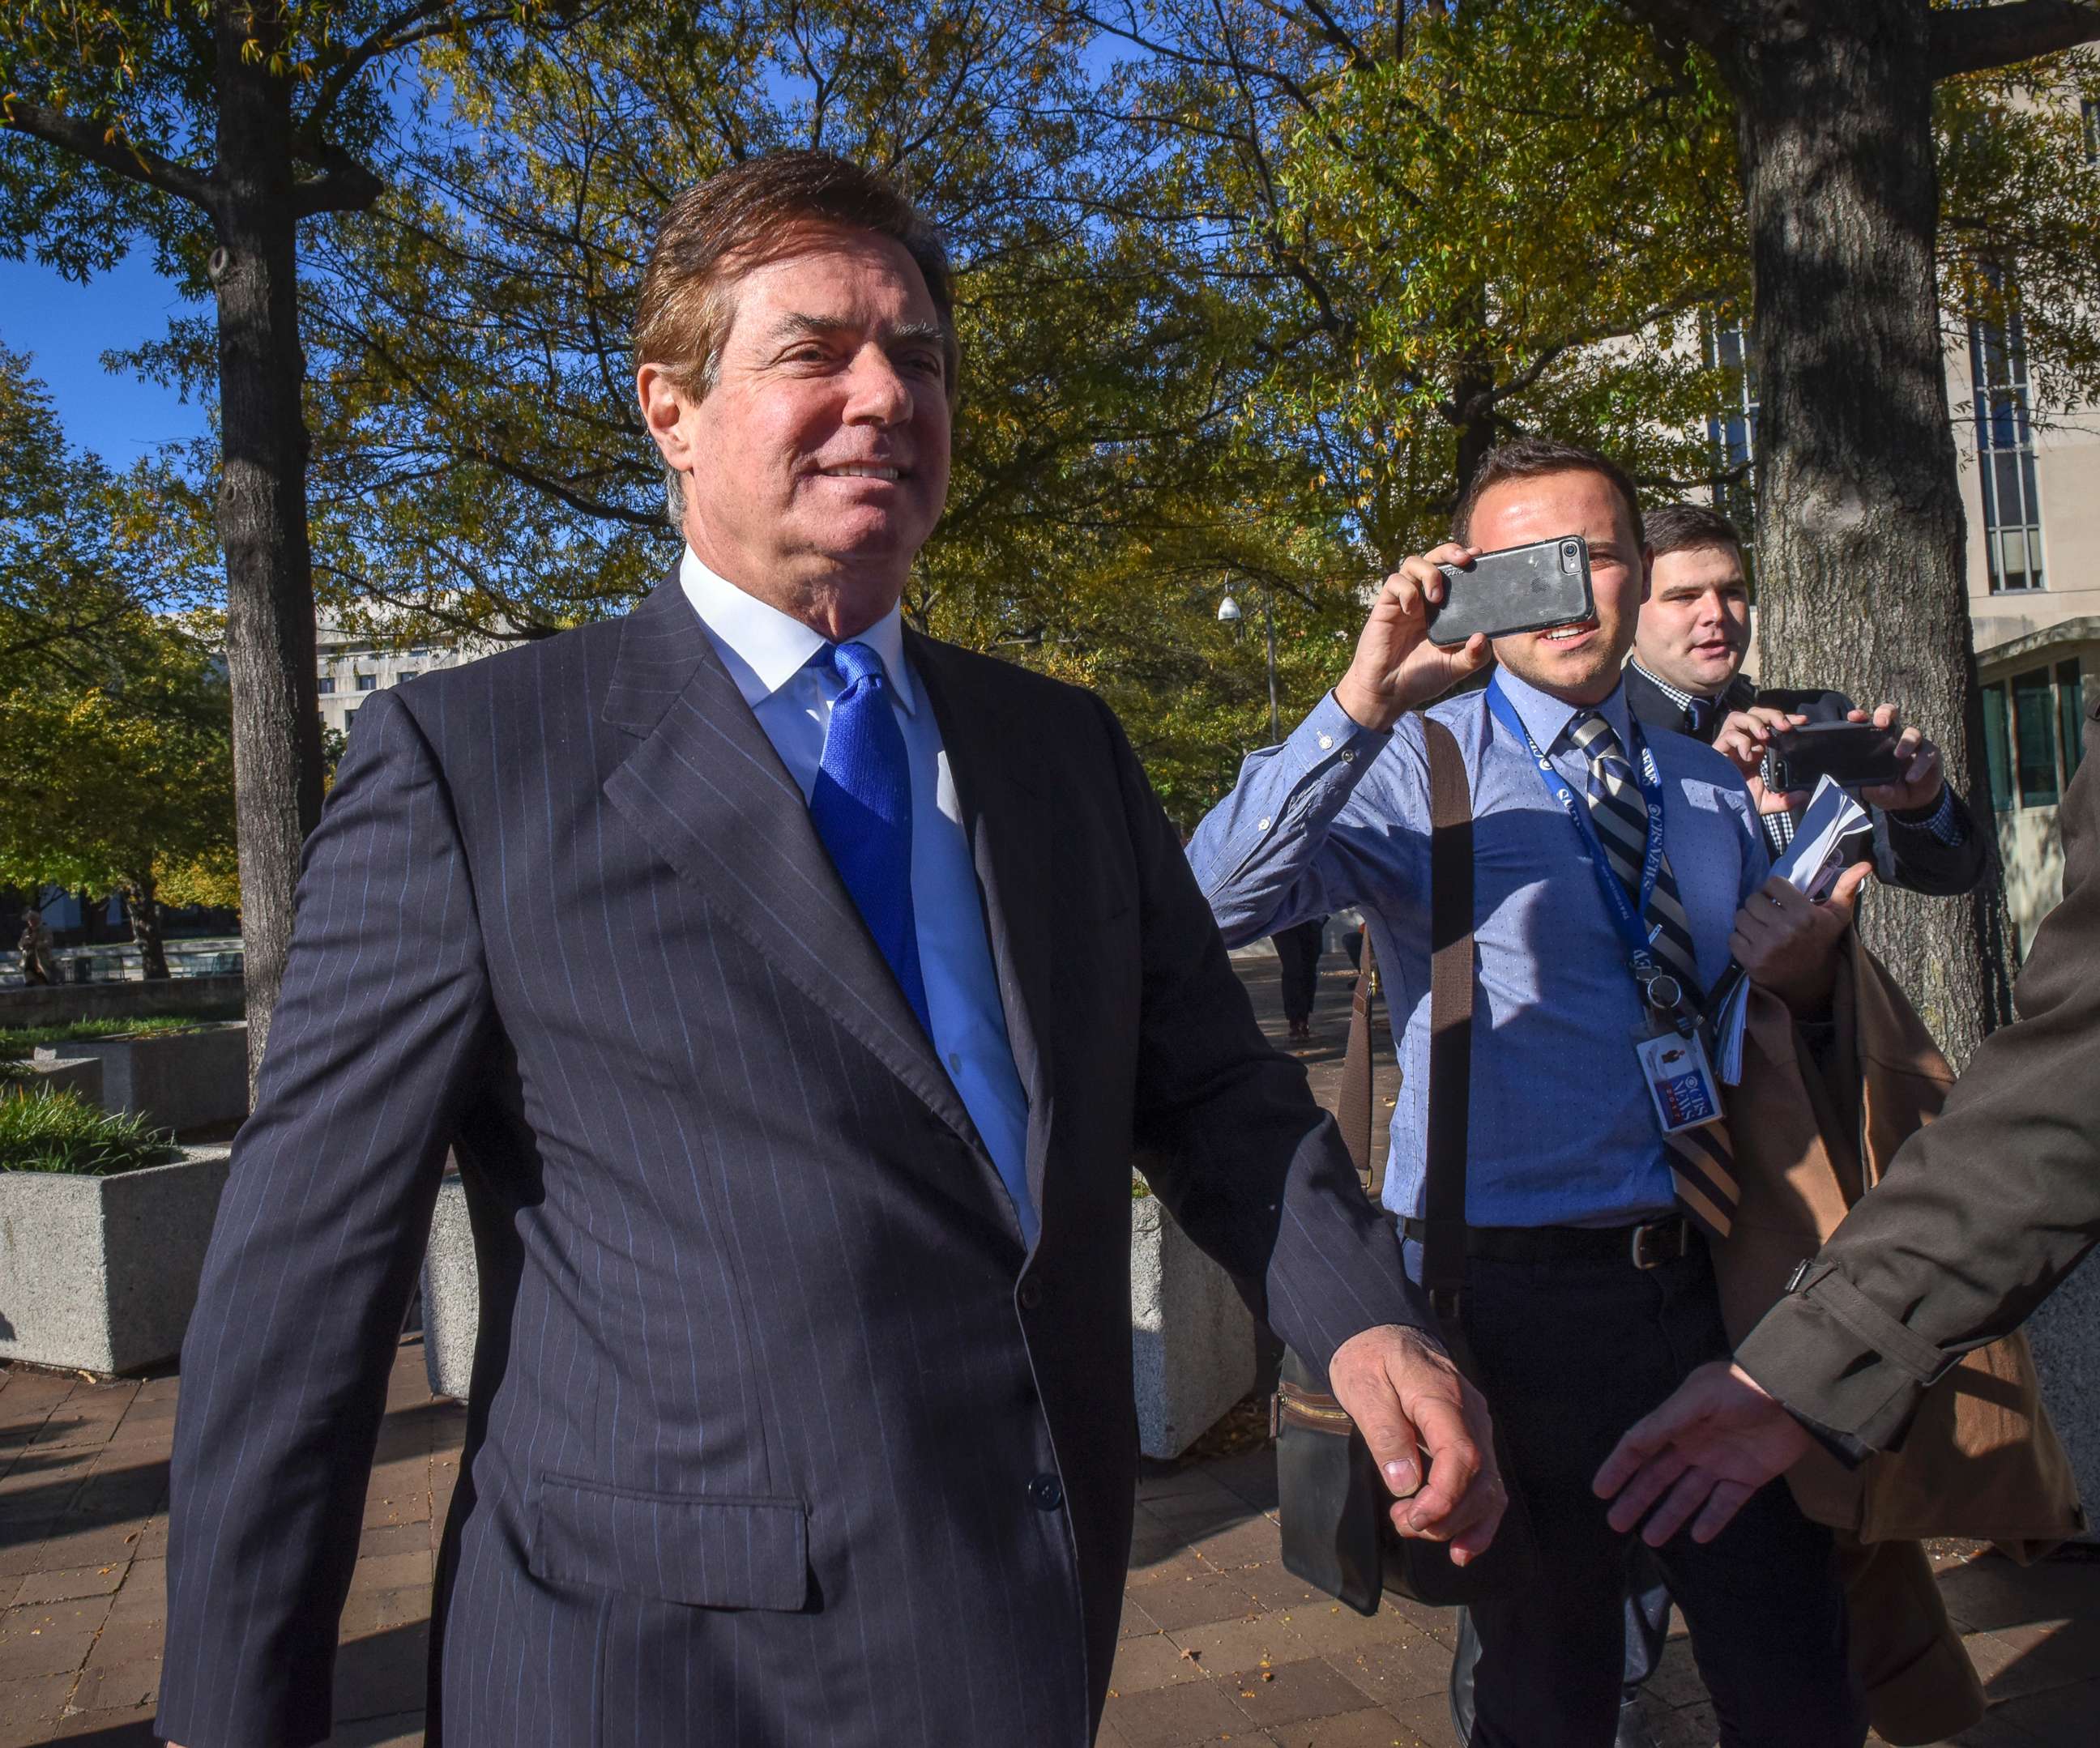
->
[1737,696,2099,1450]
[1622,662,1989,897]
[157,577,1423,1748]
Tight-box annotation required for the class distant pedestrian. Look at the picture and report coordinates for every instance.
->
[17,906,53,987]
[1273,915,1327,1041]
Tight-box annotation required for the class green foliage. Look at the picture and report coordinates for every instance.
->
[0,1086,180,1175]
[1247,0,1746,558]
[9,0,2095,836]
[0,344,205,693]
[0,1014,233,1061]
[1936,49,2100,416]
[0,354,238,911]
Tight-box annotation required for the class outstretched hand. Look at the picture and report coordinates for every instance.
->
[1592,1361,1811,1545]
[1327,1324,1506,1565]
[1332,548,1494,734]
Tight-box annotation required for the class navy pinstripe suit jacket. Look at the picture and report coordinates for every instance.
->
[157,576,1425,1748]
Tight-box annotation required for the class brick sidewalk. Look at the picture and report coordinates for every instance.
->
[0,947,2092,1744]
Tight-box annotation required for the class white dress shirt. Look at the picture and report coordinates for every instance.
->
[679,548,1038,1247]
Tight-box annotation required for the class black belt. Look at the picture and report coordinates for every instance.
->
[1401,1213,1695,1270]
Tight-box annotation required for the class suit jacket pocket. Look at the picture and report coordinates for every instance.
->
[530,1473,810,1611]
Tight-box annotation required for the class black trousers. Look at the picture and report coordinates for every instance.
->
[1271,918,1325,1026]
[1455,1242,1866,1748]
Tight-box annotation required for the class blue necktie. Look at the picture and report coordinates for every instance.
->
[808,642,932,1035]
[1684,695,1716,740]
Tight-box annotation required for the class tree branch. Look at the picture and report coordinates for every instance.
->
[1611,0,1740,62]
[0,99,220,214]
[291,143,385,218]
[1929,0,2100,81]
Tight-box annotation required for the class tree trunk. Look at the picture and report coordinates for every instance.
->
[123,871,171,981]
[211,0,326,1089]
[1716,3,2013,1066]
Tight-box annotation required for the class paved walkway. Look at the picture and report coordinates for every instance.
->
[0,949,2092,1744]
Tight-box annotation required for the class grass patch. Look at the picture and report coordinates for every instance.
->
[0,1013,230,1061]
[0,1089,182,1175]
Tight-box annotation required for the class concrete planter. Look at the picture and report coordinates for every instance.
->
[1131,1195,1255,1460]
[0,1145,233,1373]
[2,1057,103,1105]
[422,1174,477,1401]
[34,1021,248,1134]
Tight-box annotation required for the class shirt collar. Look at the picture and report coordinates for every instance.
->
[678,546,917,716]
[1628,658,1705,714]
[1493,662,1633,757]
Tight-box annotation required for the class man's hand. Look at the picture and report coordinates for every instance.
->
[1592,1361,1810,1545]
[1847,704,1944,814]
[1713,706,1809,816]
[1728,863,1871,1015]
[1332,548,1494,734]
[1327,1324,1505,1565]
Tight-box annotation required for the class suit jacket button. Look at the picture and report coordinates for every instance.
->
[1029,1473,1064,1511]
[1018,1278,1044,1311]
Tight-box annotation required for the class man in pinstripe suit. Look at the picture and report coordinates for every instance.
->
[157,153,1500,1748]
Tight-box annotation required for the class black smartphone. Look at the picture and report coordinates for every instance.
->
[1427,535,1594,647]
[1769,721,1908,791]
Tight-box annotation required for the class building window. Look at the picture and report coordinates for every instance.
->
[1969,305,2046,592]
[1983,681,2012,804]
[355,672,378,693]
[2012,667,2059,806]
[2058,659,2085,784]
[318,676,335,695]
[1704,312,1759,543]
[397,669,418,683]
[1984,659,2082,810]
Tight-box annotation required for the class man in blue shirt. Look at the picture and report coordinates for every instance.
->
[1190,438,1870,1748]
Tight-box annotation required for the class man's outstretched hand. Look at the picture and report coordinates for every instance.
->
[1592,1361,1811,1545]
[1327,1324,1505,1564]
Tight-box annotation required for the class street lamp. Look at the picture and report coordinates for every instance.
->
[1219,586,1280,744]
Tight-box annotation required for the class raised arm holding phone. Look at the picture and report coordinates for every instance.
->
[1190,438,1869,1748]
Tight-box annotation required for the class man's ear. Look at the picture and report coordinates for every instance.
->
[637,362,698,471]
[1638,542,1654,603]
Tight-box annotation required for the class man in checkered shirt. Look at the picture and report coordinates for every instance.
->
[1622,503,1987,895]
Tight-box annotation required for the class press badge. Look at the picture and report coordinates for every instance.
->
[1633,1029,1724,1134]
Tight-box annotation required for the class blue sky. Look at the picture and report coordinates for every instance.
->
[2,250,210,467]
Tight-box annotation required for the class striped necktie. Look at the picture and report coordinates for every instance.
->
[1569,710,1739,1239]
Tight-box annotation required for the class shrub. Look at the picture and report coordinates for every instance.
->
[0,1089,181,1175]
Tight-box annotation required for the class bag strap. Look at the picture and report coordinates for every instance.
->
[1335,714,1475,1303]
[1340,932,1381,1191]
[1420,716,1475,1307]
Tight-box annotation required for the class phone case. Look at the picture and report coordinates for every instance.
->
[1428,536,1594,646]
[1772,722,1907,788]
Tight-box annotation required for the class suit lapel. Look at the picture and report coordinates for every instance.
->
[601,577,976,1148]
[909,634,1062,1230]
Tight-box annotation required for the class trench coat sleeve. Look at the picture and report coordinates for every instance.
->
[1736,701,2100,1451]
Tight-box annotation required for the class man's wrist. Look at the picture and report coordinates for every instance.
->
[1890,782,1948,823]
[1332,677,1404,735]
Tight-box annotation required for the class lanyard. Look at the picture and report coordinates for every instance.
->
[1484,677,1691,1023]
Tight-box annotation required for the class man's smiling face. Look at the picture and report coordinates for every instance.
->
[1472,468,1650,706]
[642,224,953,637]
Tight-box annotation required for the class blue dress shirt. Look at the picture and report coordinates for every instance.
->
[679,549,1038,1247]
[1189,669,1771,1230]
